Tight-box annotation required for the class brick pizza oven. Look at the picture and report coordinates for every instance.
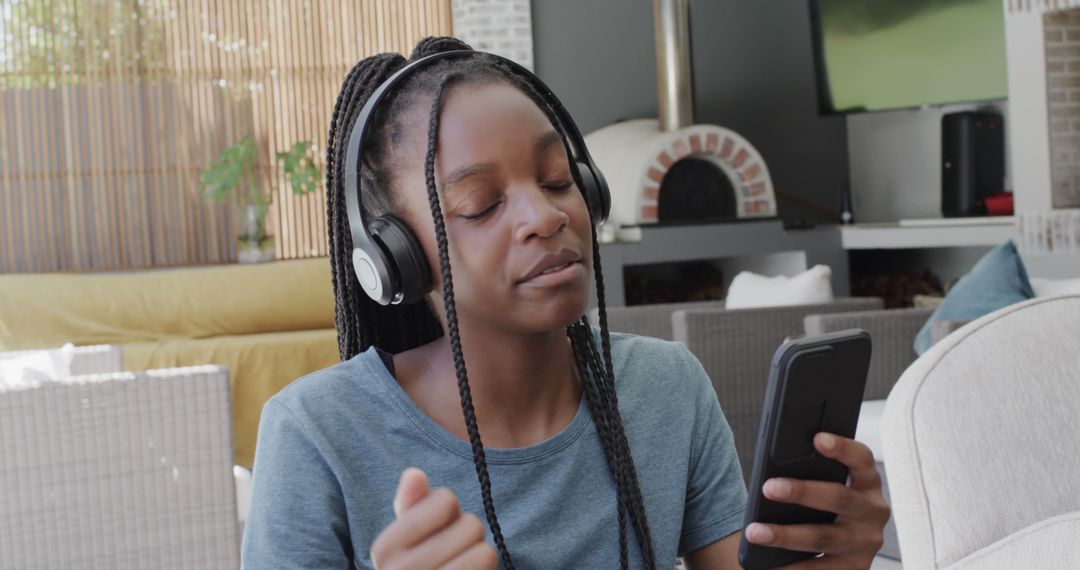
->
[584,0,777,234]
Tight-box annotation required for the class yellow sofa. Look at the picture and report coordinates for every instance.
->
[0,258,341,467]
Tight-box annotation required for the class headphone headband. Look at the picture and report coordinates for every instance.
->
[342,49,609,305]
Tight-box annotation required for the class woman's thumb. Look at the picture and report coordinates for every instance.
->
[392,467,429,517]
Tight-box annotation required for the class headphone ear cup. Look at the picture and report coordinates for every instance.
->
[369,215,431,305]
[575,160,610,226]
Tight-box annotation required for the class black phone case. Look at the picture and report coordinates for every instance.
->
[737,329,872,570]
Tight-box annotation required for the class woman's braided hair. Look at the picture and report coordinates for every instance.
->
[325,36,655,569]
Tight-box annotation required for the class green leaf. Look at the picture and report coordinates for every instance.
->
[200,135,259,203]
[275,140,322,196]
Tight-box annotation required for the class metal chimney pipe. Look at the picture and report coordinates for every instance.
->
[654,0,694,132]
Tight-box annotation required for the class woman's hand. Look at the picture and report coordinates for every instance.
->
[371,468,499,570]
[744,432,891,570]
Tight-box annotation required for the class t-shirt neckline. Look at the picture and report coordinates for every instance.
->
[361,347,592,465]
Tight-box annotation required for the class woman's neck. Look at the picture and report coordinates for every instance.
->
[394,322,583,449]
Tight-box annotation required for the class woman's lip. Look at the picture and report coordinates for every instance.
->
[519,260,584,286]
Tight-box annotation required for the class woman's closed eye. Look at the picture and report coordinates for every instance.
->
[460,200,502,220]
[543,180,574,193]
[458,180,571,221]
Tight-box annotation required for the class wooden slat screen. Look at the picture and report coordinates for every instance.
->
[0,0,453,273]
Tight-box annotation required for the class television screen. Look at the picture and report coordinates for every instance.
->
[810,0,1008,114]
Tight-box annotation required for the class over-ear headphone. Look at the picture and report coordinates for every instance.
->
[342,50,611,306]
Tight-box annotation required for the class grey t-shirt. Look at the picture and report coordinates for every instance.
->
[242,331,747,569]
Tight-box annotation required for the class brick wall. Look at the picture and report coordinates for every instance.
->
[1043,10,1080,208]
[451,0,534,71]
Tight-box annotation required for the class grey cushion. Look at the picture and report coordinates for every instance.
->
[593,300,726,341]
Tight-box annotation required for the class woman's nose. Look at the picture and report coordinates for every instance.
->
[512,185,569,243]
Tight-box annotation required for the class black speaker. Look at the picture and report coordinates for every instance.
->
[941,111,1005,217]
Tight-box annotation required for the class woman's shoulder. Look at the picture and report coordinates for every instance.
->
[604,328,695,367]
[267,347,390,421]
[601,329,712,396]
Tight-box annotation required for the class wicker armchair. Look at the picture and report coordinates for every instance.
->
[667,298,883,481]
[803,307,933,401]
[0,365,240,569]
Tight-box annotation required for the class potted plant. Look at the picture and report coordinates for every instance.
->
[200,136,321,263]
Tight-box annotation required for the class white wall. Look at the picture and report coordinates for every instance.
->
[1006,10,1054,213]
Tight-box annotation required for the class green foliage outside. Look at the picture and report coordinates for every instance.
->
[2,0,168,89]
[276,141,323,197]
[200,136,321,241]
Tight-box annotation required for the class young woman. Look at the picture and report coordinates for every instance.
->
[242,37,889,570]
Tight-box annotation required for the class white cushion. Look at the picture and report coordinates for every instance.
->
[725,265,834,309]
[0,345,75,391]
[234,465,253,523]
[1030,277,1080,297]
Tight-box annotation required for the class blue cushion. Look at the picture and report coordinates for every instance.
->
[914,240,1034,355]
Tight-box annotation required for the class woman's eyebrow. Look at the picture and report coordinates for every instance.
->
[535,130,563,155]
[442,131,564,193]
[443,163,497,193]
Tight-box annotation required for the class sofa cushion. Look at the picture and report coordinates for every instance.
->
[914,241,1033,355]
[725,265,834,310]
[0,258,335,349]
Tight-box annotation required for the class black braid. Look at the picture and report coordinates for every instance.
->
[590,221,657,566]
[490,60,660,568]
[326,52,443,360]
[323,36,657,568]
[568,320,630,570]
[421,74,515,569]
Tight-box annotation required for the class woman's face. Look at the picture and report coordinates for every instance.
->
[387,80,593,335]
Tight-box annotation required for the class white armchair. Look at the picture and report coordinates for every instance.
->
[882,294,1080,569]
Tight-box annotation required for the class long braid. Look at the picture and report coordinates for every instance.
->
[589,222,657,567]
[568,321,630,570]
[498,60,659,568]
[421,75,514,569]
[475,53,660,567]
[327,52,451,360]
[327,53,408,358]
[578,317,641,565]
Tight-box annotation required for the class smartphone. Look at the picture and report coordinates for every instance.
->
[737,329,873,570]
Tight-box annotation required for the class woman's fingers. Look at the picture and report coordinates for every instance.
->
[371,486,463,563]
[394,512,488,569]
[742,434,890,569]
[373,468,497,570]
[774,554,871,570]
[438,541,500,570]
[745,521,878,556]
[812,433,881,492]
[393,467,430,517]
[761,477,888,522]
